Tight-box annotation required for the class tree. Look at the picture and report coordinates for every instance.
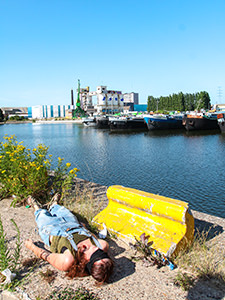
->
[196,91,211,110]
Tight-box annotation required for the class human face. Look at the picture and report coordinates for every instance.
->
[82,244,99,262]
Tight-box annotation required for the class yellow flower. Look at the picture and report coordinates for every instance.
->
[33,148,37,152]
[69,170,74,174]
[49,154,52,158]
[1,170,6,174]
[66,163,71,168]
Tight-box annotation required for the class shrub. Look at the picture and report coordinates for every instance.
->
[0,135,79,205]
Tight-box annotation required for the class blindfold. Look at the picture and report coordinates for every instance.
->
[86,249,109,274]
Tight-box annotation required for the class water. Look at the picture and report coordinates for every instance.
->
[1,123,225,218]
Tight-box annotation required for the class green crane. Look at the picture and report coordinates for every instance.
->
[72,79,86,118]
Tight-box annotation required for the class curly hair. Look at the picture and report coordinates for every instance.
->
[66,248,88,278]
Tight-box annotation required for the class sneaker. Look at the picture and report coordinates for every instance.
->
[47,192,61,209]
[27,196,42,209]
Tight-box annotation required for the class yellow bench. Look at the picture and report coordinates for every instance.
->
[93,185,194,257]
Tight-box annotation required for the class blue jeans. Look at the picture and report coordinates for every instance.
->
[35,204,81,246]
[34,204,102,250]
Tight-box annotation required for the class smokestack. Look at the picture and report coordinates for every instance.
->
[71,89,74,105]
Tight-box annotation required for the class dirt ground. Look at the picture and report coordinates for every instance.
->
[1,179,225,300]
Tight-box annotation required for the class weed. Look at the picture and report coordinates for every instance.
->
[39,268,57,284]
[65,183,105,224]
[0,216,21,273]
[46,287,100,300]
[22,257,39,268]
[130,233,168,268]
[174,271,195,291]
[107,229,118,240]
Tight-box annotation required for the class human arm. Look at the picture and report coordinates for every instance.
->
[24,239,75,272]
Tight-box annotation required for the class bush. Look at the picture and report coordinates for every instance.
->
[0,135,79,205]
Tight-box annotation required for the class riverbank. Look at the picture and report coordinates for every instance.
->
[1,119,83,125]
[1,178,225,300]
[35,119,83,124]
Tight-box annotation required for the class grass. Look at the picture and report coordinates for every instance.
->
[63,181,106,229]
[45,287,100,300]
[173,229,225,290]
[0,215,21,273]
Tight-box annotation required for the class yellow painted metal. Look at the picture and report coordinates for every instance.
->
[93,185,194,257]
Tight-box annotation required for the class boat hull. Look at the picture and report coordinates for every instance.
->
[217,113,225,133]
[110,118,148,131]
[144,116,183,131]
[182,115,219,131]
[96,117,110,129]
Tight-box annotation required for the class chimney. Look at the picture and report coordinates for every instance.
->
[71,89,74,105]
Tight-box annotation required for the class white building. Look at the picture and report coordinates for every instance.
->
[29,105,76,119]
[79,85,125,114]
[123,92,139,105]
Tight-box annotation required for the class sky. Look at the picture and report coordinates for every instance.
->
[1,0,225,107]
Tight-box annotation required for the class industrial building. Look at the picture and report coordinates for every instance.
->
[29,105,76,119]
[1,107,28,118]
[1,82,140,120]
[77,84,139,115]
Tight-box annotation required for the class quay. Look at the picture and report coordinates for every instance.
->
[0,178,225,300]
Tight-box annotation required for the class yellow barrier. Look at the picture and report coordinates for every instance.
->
[93,185,194,257]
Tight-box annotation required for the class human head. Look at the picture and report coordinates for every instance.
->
[86,249,114,283]
[66,247,114,283]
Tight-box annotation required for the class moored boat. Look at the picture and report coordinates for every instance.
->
[182,113,219,131]
[144,114,183,131]
[82,117,97,127]
[217,113,225,133]
[110,117,148,132]
[96,116,110,129]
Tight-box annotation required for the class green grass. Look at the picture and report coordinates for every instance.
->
[45,287,100,300]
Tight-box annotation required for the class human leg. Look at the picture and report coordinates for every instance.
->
[49,204,80,226]
[34,208,61,246]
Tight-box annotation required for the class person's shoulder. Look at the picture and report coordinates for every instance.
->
[98,239,109,252]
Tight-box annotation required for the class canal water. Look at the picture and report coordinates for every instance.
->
[1,123,225,218]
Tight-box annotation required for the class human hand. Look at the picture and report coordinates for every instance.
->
[24,239,34,250]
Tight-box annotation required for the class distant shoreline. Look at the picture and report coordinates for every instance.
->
[35,119,83,124]
[3,119,83,125]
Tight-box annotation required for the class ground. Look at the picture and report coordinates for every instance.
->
[0,179,225,300]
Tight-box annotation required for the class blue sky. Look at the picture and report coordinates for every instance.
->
[1,0,225,107]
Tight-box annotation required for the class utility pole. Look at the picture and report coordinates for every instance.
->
[217,86,222,104]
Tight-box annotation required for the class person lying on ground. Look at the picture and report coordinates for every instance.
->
[25,194,114,284]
